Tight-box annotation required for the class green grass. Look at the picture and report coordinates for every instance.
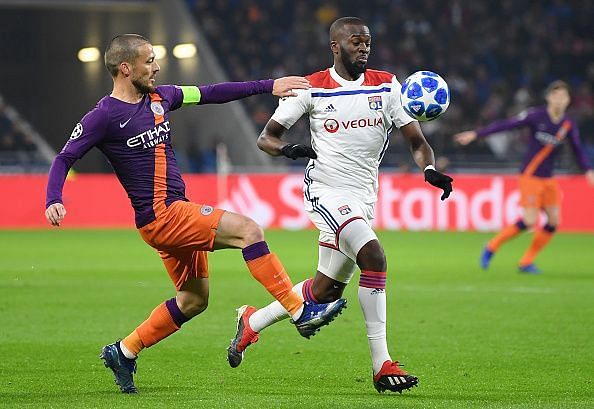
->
[1,229,593,408]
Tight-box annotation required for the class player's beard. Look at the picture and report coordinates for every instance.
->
[340,45,367,78]
[132,78,156,95]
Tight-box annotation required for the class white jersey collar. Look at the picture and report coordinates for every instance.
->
[330,66,365,87]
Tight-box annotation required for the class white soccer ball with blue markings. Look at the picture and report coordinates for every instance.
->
[400,71,450,121]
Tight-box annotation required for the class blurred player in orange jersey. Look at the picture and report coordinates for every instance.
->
[455,80,594,274]
[44,34,345,393]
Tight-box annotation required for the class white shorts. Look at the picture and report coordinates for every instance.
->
[304,184,378,282]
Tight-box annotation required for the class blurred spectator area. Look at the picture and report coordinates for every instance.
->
[189,0,594,173]
[0,95,53,173]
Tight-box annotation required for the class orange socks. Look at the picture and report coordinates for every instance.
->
[121,298,189,357]
[243,241,303,317]
[122,331,144,356]
[488,220,527,252]
[519,225,555,266]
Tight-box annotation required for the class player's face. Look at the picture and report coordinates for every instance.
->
[130,43,160,94]
[546,88,570,112]
[337,25,371,78]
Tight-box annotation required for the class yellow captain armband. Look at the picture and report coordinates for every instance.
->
[180,85,201,105]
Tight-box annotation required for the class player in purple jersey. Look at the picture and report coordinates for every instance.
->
[455,80,594,274]
[44,34,346,393]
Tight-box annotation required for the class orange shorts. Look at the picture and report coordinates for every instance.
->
[138,200,225,290]
[518,176,561,208]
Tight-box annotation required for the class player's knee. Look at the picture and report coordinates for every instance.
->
[356,241,387,272]
[178,295,208,318]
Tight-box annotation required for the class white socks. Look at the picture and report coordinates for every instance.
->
[249,281,305,332]
[249,277,393,375]
[358,286,391,374]
[119,340,137,359]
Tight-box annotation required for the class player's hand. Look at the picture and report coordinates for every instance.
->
[454,131,477,145]
[586,170,594,186]
[45,203,66,227]
[281,144,317,160]
[272,76,311,97]
[424,169,454,200]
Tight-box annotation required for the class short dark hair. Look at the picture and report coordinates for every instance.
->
[329,17,367,40]
[104,34,150,77]
[545,80,570,96]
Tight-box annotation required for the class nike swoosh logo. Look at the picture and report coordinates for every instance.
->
[119,118,132,128]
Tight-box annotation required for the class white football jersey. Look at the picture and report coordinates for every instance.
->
[271,66,414,205]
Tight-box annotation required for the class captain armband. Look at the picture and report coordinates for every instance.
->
[180,86,201,105]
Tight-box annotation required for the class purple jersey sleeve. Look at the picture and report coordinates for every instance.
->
[567,122,593,171]
[45,107,108,207]
[476,109,536,137]
[198,79,274,104]
[157,85,184,111]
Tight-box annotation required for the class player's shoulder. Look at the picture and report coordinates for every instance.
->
[363,69,395,86]
[305,69,341,89]
[83,96,110,122]
[154,84,181,99]
[515,106,544,121]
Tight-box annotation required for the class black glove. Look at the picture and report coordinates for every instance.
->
[280,144,317,160]
[424,168,453,200]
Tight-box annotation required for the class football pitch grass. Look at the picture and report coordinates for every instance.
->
[1,229,593,408]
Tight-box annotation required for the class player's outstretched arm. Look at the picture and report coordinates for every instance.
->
[257,119,317,160]
[454,130,477,145]
[196,77,310,104]
[272,76,311,97]
[401,121,453,200]
[45,203,66,227]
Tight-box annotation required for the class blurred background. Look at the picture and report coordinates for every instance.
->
[1,0,593,175]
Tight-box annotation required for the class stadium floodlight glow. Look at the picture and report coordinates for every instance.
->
[153,45,167,60]
[78,47,101,62]
[172,43,197,59]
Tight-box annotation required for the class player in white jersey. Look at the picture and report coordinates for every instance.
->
[227,17,453,394]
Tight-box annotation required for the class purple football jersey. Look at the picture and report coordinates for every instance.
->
[46,80,274,227]
[477,107,592,177]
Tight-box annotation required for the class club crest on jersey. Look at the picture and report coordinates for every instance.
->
[150,101,164,116]
[368,95,383,110]
[200,205,214,216]
[338,205,351,215]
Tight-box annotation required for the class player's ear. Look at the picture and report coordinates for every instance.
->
[330,40,339,55]
[120,62,131,77]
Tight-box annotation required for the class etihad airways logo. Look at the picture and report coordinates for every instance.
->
[127,121,171,148]
[535,131,564,146]
[323,117,384,133]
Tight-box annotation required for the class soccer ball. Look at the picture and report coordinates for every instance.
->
[400,71,450,121]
